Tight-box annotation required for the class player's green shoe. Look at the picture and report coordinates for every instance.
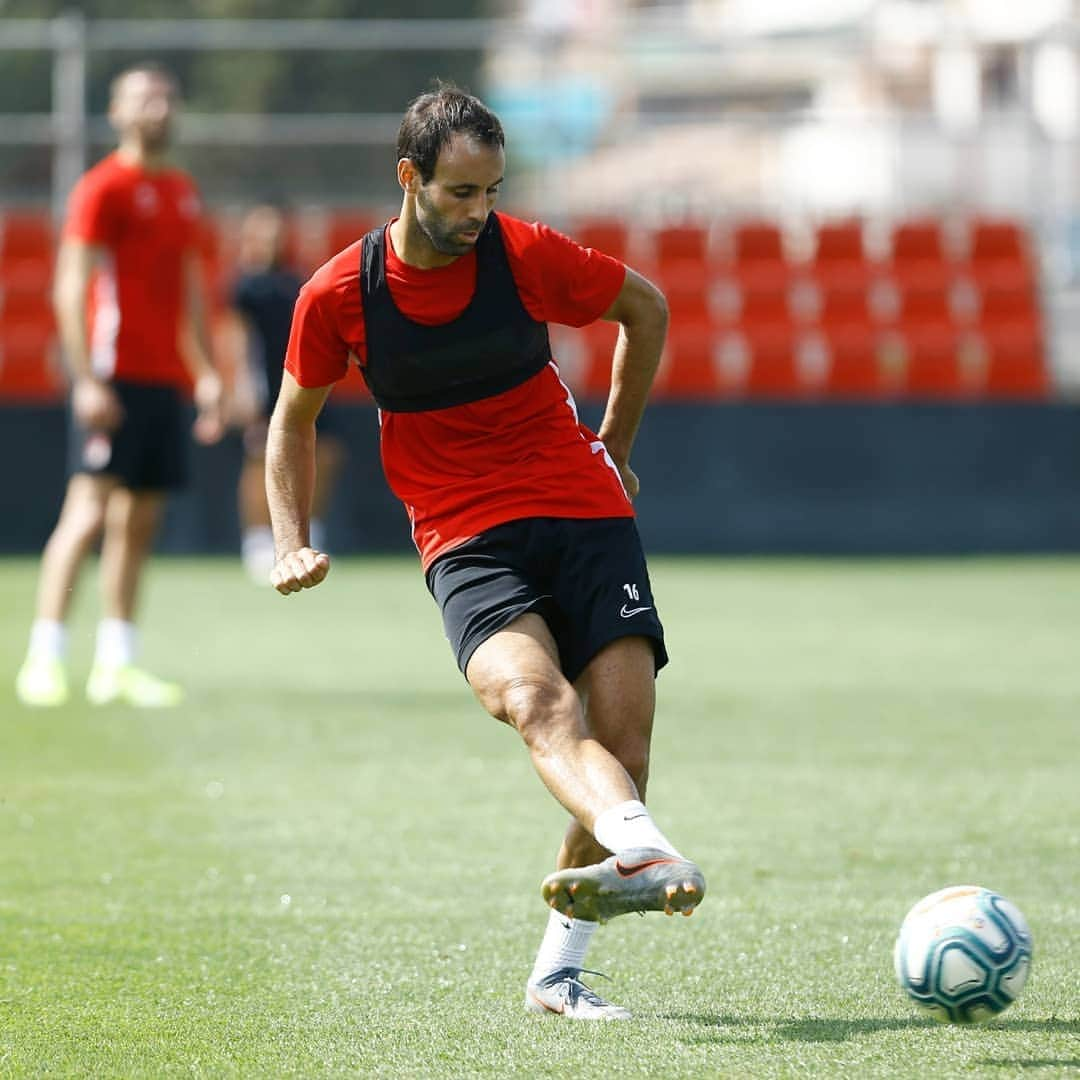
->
[525,968,631,1020]
[86,663,183,708]
[15,655,69,707]
[541,847,705,923]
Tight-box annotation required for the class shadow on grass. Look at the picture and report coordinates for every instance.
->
[665,1014,1080,1046]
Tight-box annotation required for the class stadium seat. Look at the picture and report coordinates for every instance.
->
[574,320,620,400]
[326,211,377,257]
[811,219,871,289]
[815,282,873,330]
[0,210,55,295]
[900,330,976,398]
[737,285,793,330]
[573,218,629,262]
[975,282,1041,338]
[731,221,788,290]
[652,324,724,398]
[742,329,807,397]
[656,263,712,325]
[963,218,1035,291]
[654,224,709,266]
[982,334,1049,398]
[888,218,954,290]
[821,329,889,398]
[894,281,956,333]
[0,332,63,400]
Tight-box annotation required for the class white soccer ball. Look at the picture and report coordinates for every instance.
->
[893,885,1032,1024]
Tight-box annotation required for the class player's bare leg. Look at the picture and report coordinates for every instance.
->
[524,636,701,1018]
[87,488,180,707]
[468,618,702,1017]
[466,613,641,827]
[16,474,114,706]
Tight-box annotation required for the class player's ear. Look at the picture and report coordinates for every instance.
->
[397,158,421,194]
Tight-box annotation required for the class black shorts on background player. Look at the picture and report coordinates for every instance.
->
[68,380,188,490]
[426,516,667,683]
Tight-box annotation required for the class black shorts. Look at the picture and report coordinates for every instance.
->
[68,380,188,491]
[425,516,668,684]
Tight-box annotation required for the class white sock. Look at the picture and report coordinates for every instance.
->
[309,518,327,553]
[593,800,682,858]
[94,618,137,668]
[242,525,274,557]
[28,619,67,662]
[241,526,276,582]
[528,909,598,986]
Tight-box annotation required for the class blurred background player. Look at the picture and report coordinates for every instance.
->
[227,204,344,582]
[266,84,703,1020]
[14,62,223,708]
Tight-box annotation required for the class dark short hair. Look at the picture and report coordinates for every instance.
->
[110,61,179,102]
[396,83,504,183]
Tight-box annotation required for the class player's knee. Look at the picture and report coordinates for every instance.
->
[61,496,107,545]
[501,675,579,748]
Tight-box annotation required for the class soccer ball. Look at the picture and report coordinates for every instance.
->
[893,885,1032,1024]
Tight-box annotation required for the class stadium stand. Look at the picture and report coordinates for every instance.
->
[0,208,1053,404]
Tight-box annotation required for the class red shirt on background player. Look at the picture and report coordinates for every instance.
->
[266,85,704,1022]
[65,151,203,388]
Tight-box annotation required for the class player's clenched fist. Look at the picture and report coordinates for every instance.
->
[270,547,331,594]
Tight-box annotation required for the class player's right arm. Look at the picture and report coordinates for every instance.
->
[53,238,122,431]
[267,251,354,594]
[266,369,333,594]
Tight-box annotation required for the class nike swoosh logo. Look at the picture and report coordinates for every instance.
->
[615,857,674,878]
[619,604,653,618]
[623,813,648,821]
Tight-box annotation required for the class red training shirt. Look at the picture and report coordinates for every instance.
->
[63,151,203,388]
[286,211,633,569]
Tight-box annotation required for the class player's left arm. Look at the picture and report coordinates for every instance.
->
[595,268,669,499]
[180,251,225,444]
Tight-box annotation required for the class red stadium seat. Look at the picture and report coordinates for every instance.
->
[982,334,1049,398]
[656,263,712,325]
[738,285,793,329]
[888,219,954,290]
[0,331,63,400]
[653,324,724,398]
[975,282,1041,338]
[742,329,806,397]
[0,211,54,263]
[963,218,1035,291]
[816,283,873,330]
[654,224,709,266]
[895,281,955,332]
[0,211,55,295]
[573,218,629,262]
[731,221,788,291]
[814,220,864,262]
[326,211,377,257]
[891,219,945,262]
[901,330,976,398]
[575,320,620,400]
[822,329,889,398]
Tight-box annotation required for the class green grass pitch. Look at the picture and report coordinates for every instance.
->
[2,555,1079,1078]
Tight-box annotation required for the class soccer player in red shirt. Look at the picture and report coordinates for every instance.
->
[15,63,223,709]
[267,85,704,1020]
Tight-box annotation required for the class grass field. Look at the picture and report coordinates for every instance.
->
[2,555,1079,1078]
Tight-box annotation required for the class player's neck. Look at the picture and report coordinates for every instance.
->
[116,141,170,172]
[389,210,460,270]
